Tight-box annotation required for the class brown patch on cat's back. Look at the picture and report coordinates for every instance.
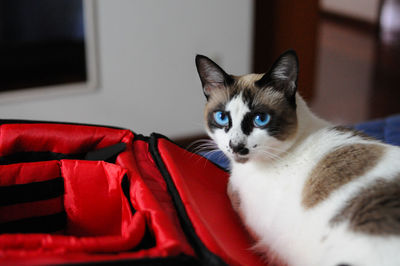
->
[331,175,400,235]
[302,144,385,209]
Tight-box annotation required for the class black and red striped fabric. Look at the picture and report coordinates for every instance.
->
[0,121,264,266]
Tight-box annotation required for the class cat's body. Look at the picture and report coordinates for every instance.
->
[195,51,400,266]
[230,94,400,266]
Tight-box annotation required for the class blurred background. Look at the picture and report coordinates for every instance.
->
[0,0,399,144]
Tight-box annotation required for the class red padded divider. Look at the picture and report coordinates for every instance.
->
[116,139,195,257]
[0,212,145,252]
[0,123,134,156]
[0,197,64,224]
[0,161,64,231]
[0,160,145,255]
[156,138,264,266]
[0,122,213,265]
[62,160,130,237]
[0,160,60,186]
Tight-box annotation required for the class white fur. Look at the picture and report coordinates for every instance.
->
[208,94,400,266]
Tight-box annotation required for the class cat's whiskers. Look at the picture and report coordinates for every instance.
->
[256,143,290,155]
[198,149,224,168]
[187,138,222,164]
[265,146,290,156]
[186,138,230,169]
[258,150,284,162]
[190,143,216,153]
[187,138,217,152]
[253,145,287,162]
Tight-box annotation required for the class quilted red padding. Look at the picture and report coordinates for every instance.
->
[0,160,145,253]
[0,123,196,265]
[62,160,131,237]
[0,123,134,156]
[130,139,195,256]
[0,161,63,227]
[0,197,63,224]
[0,160,60,186]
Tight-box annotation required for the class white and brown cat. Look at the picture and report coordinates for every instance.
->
[195,50,400,266]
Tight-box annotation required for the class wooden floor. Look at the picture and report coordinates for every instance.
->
[310,15,400,125]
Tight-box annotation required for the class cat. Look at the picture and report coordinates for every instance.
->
[195,50,400,266]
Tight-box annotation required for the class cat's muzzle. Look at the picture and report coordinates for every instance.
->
[229,141,249,155]
[229,141,250,163]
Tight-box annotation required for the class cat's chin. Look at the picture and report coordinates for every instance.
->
[232,154,250,164]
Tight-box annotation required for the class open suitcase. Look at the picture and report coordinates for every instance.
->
[0,120,264,265]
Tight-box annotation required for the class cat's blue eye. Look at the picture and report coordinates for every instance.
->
[253,113,271,127]
[214,111,229,127]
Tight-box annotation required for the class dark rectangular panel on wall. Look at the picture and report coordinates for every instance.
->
[0,0,87,91]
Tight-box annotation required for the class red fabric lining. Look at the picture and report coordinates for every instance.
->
[117,142,195,257]
[0,244,184,266]
[0,161,64,228]
[0,124,198,264]
[0,211,145,253]
[61,160,129,237]
[0,160,61,186]
[157,139,264,266]
[0,160,145,254]
[132,140,194,256]
[0,197,64,224]
[0,123,202,264]
[0,123,134,156]
[0,124,197,265]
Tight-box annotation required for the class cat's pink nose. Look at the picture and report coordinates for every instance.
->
[229,141,249,155]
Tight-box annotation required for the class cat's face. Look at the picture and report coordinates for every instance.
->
[196,51,299,163]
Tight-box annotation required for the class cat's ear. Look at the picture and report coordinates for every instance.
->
[195,55,233,99]
[256,50,299,98]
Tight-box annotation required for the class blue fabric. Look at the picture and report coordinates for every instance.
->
[202,114,400,169]
[354,114,400,146]
[201,151,230,170]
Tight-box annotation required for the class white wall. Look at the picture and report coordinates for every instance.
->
[0,0,253,138]
[320,0,381,23]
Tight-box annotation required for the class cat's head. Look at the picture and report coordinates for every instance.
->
[195,50,299,163]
